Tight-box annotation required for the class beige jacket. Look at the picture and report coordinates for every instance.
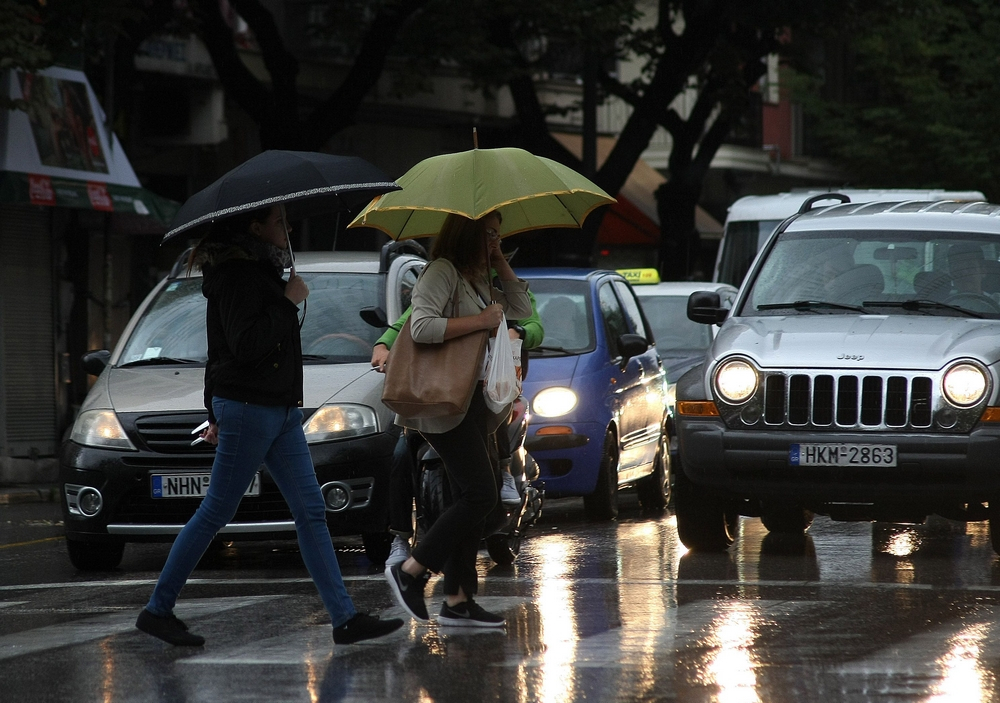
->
[397,257,532,434]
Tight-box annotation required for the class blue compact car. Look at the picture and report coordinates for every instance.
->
[517,268,669,520]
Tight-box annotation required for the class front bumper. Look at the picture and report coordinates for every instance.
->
[523,421,600,497]
[677,415,1000,506]
[60,429,398,543]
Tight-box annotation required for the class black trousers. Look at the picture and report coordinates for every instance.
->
[388,430,421,536]
[411,388,498,597]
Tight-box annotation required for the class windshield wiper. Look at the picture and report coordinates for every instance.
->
[119,357,201,367]
[861,299,984,318]
[757,300,868,313]
[301,354,327,361]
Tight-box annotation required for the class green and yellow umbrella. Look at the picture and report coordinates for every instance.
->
[347,147,615,239]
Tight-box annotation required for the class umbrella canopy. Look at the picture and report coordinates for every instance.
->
[347,147,615,240]
[162,150,400,242]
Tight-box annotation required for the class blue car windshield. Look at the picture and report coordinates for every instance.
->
[117,272,383,365]
[527,279,595,354]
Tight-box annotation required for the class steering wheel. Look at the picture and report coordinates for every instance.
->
[305,333,372,356]
[943,292,1000,314]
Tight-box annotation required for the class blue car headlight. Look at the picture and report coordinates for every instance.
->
[533,387,578,418]
[303,404,378,443]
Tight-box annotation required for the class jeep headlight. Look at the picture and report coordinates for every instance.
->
[942,362,987,407]
[71,409,136,450]
[714,358,758,404]
[533,387,578,418]
[303,404,377,443]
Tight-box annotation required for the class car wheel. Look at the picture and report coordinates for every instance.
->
[485,532,520,566]
[636,434,670,512]
[418,458,450,534]
[66,538,125,571]
[989,502,1000,556]
[583,430,619,521]
[361,531,393,566]
[673,464,739,552]
[759,501,814,536]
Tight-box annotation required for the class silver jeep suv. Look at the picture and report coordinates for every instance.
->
[676,195,1000,553]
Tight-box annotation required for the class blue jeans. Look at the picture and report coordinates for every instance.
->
[146,399,356,627]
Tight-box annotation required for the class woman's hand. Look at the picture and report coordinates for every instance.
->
[487,229,504,265]
[200,422,219,446]
[284,275,309,305]
[479,302,505,330]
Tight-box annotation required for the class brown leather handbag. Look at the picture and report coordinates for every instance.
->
[381,287,489,419]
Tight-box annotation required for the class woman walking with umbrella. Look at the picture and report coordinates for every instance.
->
[385,210,532,627]
[135,203,403,646]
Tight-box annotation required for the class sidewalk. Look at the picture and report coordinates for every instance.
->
[0,484,59,505]
[0,456,59,505]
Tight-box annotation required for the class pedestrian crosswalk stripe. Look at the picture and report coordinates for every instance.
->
[0,596,283,662]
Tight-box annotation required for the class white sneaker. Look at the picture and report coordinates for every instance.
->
[386,535,411,568]
[500,471,520,506]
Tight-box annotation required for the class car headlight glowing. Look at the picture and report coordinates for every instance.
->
[70,409,136,450]
[303,404,377,443]
[533,387,578,418]
[714,358,758,404]
[942,362,988,407]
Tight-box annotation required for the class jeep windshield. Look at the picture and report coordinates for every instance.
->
[740,229,1000,319]
[117,272,383,366]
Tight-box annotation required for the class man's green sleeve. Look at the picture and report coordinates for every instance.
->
[518,289,544,349]
[374,306,411,350]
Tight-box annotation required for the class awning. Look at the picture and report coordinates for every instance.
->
[1,66,178,227]
[552,133,723,242]
[0,170,178,226]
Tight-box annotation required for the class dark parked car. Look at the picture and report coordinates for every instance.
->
[60,243,425,570]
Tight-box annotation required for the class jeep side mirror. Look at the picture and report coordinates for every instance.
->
[360,306,388,328]
[687,291,729,325]
[82,349,111,376]
[617,333,649,366]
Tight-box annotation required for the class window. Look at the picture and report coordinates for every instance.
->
[613,280,648,339]
[598,283,628,356]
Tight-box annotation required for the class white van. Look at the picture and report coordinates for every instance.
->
[713,189,986,287]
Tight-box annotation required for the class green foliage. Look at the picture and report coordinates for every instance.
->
[791,0,1000,199]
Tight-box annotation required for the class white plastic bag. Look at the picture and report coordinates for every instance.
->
[484,313,520,413]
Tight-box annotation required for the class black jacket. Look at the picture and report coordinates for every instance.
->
[201,253,303,422]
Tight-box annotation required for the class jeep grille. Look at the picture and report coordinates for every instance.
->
[714,369,985,433]
[762,373,933,429]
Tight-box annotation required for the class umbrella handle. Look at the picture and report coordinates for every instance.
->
[281,204,296,276]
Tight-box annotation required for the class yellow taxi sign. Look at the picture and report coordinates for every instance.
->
[617,268,660,285]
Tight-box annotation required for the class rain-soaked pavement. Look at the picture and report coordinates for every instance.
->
[3,494,1000,702]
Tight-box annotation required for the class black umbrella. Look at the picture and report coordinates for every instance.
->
[161,150,400,243]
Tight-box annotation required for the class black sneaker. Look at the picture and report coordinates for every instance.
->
[333,612,405,644]
[385,563,430,622]
[437,598,506,628]
[135,608,205,646]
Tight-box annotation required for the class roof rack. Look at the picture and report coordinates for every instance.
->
[379,239,428,273]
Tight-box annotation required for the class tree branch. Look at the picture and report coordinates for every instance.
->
[301,0,430,146]
[191,0,270,124]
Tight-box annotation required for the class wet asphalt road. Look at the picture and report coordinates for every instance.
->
[3,494,1000,702]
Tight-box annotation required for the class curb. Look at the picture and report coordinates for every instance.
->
[0,485,59,505]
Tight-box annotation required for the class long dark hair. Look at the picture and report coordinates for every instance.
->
[186,206,272,273]
[430,211,501,277]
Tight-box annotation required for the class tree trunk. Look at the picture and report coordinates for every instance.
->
[656,180,703,281]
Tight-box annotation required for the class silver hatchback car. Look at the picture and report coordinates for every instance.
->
[60,243,425,570]
[677,196,1000,554]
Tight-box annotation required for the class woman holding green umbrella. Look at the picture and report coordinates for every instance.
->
[385,210,532,627]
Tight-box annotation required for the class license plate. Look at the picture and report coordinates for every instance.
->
[789,444,897,467]
[151,472,261,499]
